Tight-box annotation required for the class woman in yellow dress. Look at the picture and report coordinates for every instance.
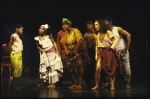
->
[60,18,89,90]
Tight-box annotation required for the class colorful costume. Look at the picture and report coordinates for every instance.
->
[96,31,122,77]
[113,26,131,86]
[10,33,23,77]
[34,35,63,84]
[60,28,88,76]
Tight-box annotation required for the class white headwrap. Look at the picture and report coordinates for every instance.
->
[41,24,49,30]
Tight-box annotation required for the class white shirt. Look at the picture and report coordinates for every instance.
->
[11,33,23,54]
[112,27,125,51]
[34,35,53,50]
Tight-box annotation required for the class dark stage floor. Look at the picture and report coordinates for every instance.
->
[1,76,149,98]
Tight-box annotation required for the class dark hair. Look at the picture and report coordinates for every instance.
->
[15,24,23,29]
[104,20,111,31]
[46,25,53,35]
[103,16,112,23]
[86,20,93,25]
[95,19,108,34]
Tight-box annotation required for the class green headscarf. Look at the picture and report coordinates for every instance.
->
[62,18,72,26]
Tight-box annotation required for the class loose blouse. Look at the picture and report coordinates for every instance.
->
[10,33,23,54]
[60,28,83,50]
[97,30,114,47]
[34,35,53,50]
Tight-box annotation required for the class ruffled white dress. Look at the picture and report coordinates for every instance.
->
[34,35,63,84]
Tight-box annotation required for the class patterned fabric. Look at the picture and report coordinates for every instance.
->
[60,28,83,50]
[97,47,122,77]
[66,50,84,76]
[62,18,72,26]
[10,52,22,77]
[39,50,63,84]
[34,35,63,84]
[97,30,114,47]
[118,50,131,84]
[60,54,67,68]
[61,28,87,76]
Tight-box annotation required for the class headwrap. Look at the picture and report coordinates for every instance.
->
[62,18,72,26]
[104,19,112,23]
[41,24,49,30]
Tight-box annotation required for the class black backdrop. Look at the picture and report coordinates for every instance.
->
[1,0,148,83]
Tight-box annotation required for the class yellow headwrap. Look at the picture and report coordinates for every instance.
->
[62,18,72,26]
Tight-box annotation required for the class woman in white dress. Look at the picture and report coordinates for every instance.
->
[34,24,63,88]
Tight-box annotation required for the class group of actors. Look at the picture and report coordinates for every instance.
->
[1,17,131,91]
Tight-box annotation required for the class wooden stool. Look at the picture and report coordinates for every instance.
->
[1,63,11,78]
[1,44,11,78]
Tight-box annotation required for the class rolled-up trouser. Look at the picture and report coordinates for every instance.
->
[118,50,131,86]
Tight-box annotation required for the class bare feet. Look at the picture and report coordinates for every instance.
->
[75,85,82,90]
[69,84,76,89]
[101,83,105,89]
[37,83,44,87]
[37,82,47,87]
[126,85,131,89]
[48,84,56,88]
[92,86,99,90]
[111,88,115,91]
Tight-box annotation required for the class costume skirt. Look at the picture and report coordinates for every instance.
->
[10,52,22,77]
[39,46,63,84]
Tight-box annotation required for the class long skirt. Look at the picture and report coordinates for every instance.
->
[39,47,63,84]
[10,52,22,77]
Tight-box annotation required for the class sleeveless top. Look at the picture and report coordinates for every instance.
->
[112,27,125,51]
[11,33,23,54]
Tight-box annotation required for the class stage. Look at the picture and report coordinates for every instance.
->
[1,76,148,98]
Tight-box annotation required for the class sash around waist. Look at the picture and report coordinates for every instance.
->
[45,46,56,53]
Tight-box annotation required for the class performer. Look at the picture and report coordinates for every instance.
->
[104,16,131,88]
[83,20,96,86]
[56,24,67,85]
[8,24,23,89]
[92,19,122,90]
[60,18,89,90]
[34,24,63,88]
[1,39,11,79]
